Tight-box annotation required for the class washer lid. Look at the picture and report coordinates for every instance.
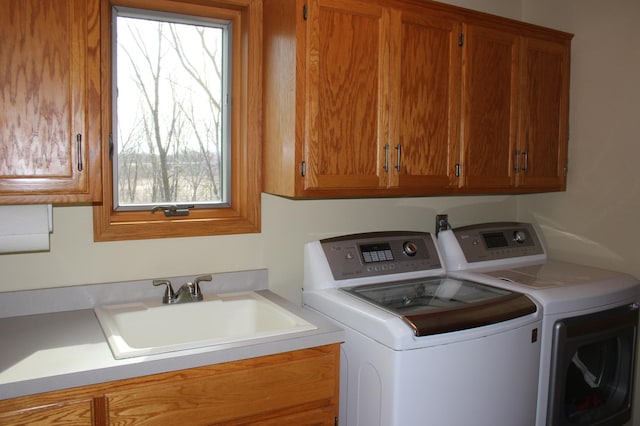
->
[343,276,537,336]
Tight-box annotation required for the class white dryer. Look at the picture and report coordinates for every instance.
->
[437,221,640,426]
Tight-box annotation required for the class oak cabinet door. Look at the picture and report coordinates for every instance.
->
[0,0,101,203]
[517,36,570,190]
[460,23,519,190]
[390,11,461,190]
[304,0,389,191]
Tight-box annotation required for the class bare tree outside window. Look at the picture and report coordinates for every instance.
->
[113,10,230,210]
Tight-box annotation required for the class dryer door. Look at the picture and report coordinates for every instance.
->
[547,303,638,426]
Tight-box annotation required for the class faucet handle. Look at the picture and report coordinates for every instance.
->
[192,275,212,300]
[153,279,176,304]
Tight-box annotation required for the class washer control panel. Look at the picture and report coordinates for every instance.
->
[320,231,442,280]
[452,222,544,263]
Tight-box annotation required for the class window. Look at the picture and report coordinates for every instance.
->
[113,8,231,211]
[93,0,261,241]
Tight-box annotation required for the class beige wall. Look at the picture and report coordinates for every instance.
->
[0,195,516,302]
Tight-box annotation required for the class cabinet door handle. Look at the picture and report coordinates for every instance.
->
[384,144,390,172]
[395,144,402,172]
[522,150,529,173]
[76,133,83,172]
[514,150,520,173]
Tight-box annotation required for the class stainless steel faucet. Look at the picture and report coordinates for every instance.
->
[152,275,212,304]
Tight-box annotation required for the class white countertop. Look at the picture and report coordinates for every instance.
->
[0,270,344,400]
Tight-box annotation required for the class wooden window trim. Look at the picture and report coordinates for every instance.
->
[93,0,262,241]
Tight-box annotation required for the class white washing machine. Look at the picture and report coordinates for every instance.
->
[303,231,542,426]
[437,221,640,426]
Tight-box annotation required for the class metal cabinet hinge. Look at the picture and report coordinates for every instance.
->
[303,4,308,20]
[301,161,306,177]
[455,163,461,177]
[458,33,464,47]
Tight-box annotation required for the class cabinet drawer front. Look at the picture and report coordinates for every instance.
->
[0,399,94,426]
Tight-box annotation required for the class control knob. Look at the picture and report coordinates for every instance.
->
[513,230,527,244]
[402,241,418,257]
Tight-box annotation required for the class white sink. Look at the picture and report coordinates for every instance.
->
[94,292,317,359]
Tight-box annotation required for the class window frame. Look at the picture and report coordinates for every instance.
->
[93,0,262,241]
[111,7,233,212]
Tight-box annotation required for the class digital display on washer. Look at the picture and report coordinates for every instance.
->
[360,243,394,263]
[482,232,508,249]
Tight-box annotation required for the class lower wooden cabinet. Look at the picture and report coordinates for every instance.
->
[0,345,339,426]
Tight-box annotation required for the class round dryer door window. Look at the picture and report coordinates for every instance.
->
[547,303,638,425]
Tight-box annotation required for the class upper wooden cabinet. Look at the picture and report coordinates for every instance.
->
[263,0,572,198]
[0,0,101,204]
[264,0,463,197]
[459,22,571,192]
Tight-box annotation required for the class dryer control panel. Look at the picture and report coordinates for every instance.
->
[320,231,442,280]
[451,222,545,263]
